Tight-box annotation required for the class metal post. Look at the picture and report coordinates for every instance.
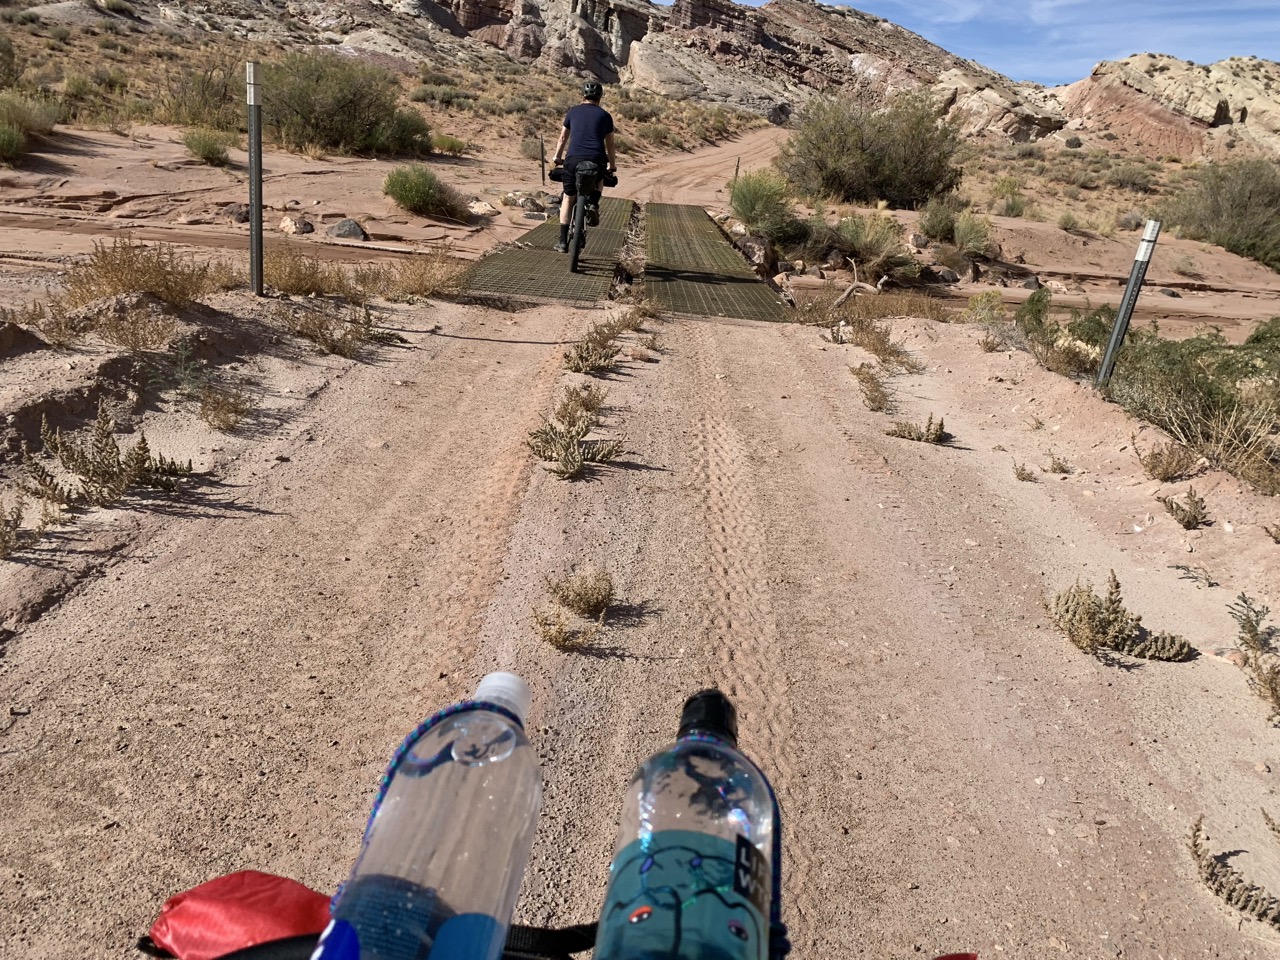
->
[539,134,545,186]
[246,61,264,297]
[1096,219,1160,388]
[733,157,740,185]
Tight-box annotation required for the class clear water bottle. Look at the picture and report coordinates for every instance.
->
[593,689,776,960]
[315,673,542,960]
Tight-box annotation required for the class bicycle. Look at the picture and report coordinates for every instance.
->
[551,161,617,274]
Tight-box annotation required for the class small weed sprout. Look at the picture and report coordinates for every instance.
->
[1158,486,1209,529]
[1133,434,1198,482]
[0,491,28,558]
[978,329,1004,352]
[1047,452,1071,474]
[1028,415,1044,431]
[1014,462,1036,482]
[885,414,950,444]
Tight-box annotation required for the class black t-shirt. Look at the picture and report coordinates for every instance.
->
[563,103,615,159]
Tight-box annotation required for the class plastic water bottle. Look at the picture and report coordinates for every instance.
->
[593,689,776,960]
[315,673,542,960]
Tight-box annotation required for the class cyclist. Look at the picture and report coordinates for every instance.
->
[551,80,618,254]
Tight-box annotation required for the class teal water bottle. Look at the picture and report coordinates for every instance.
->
[593,690,775,960]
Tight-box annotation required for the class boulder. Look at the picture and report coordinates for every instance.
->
[734,233,777,274]
[326,218,369,241]
[280,216,314,235]
[468,200,499,217]
[1157,287,1182,298]
[909,233,931,250]
[222,203,250,224]
[1021,275,1043,290]
[519,196,545,213]
[930,266,960,284]
[964,261,982,283]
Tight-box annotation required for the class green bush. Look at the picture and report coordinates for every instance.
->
[410,85,475,107]
[383,166,468,219]
[637,122,675,146]
[154,51,244,130]
[1065,136,1083,149]
[1058,211,1081,232]
[262,53,429,155]
[1108,165,1154,193]
[822,214,917,282]
[778,90,962,208]
[0,91,58,136]
[730,170,802,242]
[1161,159,1280,272]
[183,128,235,166]
[952,211,992,256]
[0,124,25,164]
[430,133,468,156]
[918,194,963,243]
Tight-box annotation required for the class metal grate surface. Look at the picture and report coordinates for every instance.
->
[644,204,787,322]
[461,198,634,304]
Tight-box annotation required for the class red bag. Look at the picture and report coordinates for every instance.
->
[147,870,330,960]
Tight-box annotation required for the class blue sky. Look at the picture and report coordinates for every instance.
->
[725,0,1278,86]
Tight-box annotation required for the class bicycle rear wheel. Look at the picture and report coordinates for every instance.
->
[568,196,587,273]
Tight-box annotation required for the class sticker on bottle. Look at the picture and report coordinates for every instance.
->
[594,829,769,960]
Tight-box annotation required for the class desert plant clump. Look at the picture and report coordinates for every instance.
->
[199,381,256,432]
[1133,434,1199,482]
[1046,452,1071,474]
[545,568,614,620]
[562,313,646,376]
[532,604,603,652]
[183,128,236,166]
[1014,462,1036,482]
[962,290,1004,324]
[1190,816,1280,928]
[978,329,1005,352]
[0,123,24,164]
[729,169,803,243]
[1264,525,1280,545]
[261,52,430,155]
[1050,570,1194,661]
[1162,158,1280,272]
[527,407,623,480]
[429,134,468,156]
[25,405,191,508]
[778,90,961,208]
[1229,593,1280,722]
[951,211,993,257]
[885,414,950,444]
[60,239,213,309]
[276,300,395,359]
[97,302,178,353]
[383,166,468,220]
[0,491,29,559]
[1157,486,1209,529]
[805,213,919,284]
[850,363,892,412]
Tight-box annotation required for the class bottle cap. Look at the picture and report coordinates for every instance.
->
[678,688,738,745]
[474,672,532,726]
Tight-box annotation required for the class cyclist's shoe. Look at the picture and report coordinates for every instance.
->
[586,205,600,227]
[553,240,568,253]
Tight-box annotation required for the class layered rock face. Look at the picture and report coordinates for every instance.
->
[1056,53,1280,159]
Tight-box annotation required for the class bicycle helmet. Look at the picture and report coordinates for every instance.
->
[582,80,603,101]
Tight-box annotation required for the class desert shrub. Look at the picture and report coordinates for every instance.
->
[63,239,211,308]
[994,193,1026,217]
[152,51,243,130]
[1108,165,1155,193]
[637,121,675,146]
[262,245,349,297]
[778,90,961,208]
[1058,211,1081,232]
[952,211,993,256]
[101,0,135,13]
[183,128,235,166]
[1050,570,1193,661]
[918,194,962,243]
[0,123,23,163]
[1133,434,1198,481]
[383,166,468,219]
[429,133,467,156]
[418,67,457,86]
[0,91,58,136]
[519,137,542,161]
[545,569,614,619]
[885,414,950,444]
[616,99,661,122]
[812,214,917,282]
[410,85,475,108]
[850,363,893,412]
[1158,486,1209,529]
[262,52,429,155]
[1117,209,1145,231]
[1065,136,1083,149]
[962,290,1004,324]
[730,169,803,243]
[1161,159,1280,272]
[0,34,19,89]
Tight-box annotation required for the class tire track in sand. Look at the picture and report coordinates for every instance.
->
[681,319,821,936]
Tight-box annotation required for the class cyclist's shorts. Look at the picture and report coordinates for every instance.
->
[563,154,608,195]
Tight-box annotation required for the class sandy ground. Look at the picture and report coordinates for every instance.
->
[2,124,1280,959]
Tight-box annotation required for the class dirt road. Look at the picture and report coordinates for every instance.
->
[3,286,1279,957]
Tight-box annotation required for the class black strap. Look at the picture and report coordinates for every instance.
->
[141,924,600,960]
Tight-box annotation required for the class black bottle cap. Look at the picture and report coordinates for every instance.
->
[678,689,738,745]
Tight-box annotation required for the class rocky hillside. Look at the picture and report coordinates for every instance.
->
[35,0,1280,158]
